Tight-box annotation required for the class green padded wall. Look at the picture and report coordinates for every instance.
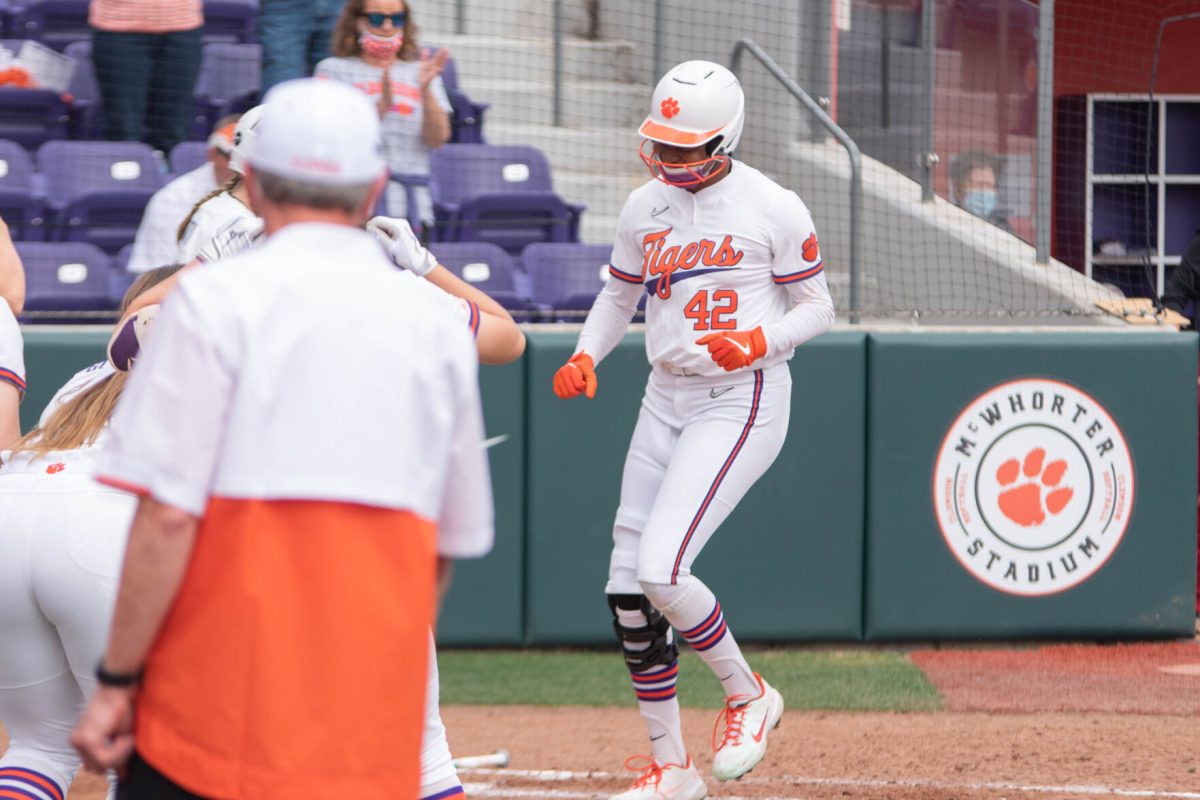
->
[523,331,866,644]
[19,328,108,432]
[865,332,1198,639]
[18,330,526,645]
[439,361,526,644]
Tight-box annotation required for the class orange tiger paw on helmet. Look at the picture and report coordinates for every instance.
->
[553,352,597,399]
[695,327,766,372]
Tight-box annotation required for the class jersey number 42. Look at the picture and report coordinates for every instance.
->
[684,289,739,331]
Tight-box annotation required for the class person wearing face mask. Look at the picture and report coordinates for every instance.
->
[950,150,1013,232]
[553,61,834,800]
[315,0,451,229]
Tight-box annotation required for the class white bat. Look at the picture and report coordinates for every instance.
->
[452,749,511,769]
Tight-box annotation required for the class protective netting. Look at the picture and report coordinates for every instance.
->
[3,0,1200,322]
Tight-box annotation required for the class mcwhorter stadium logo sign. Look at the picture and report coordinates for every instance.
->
[933,379,1134,596]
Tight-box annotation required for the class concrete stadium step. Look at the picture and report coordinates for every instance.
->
[420,0,597,41]
[429,35,637,85]
[837,84,1031,131]
[483,123,647,181]
[468,79,649,128]
[580,213,618,247]
[555,171,644,219]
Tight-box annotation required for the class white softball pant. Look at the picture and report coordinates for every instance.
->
[605,362,791,593]
[0,471,136,800]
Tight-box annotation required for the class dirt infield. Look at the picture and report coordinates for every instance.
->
[911,640,1200,714]
[5,641,1196,799]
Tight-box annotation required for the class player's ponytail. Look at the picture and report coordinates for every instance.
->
[176,174,244,243]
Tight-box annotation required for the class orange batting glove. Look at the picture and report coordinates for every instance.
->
[695,327,767,372]
[553,352,597,399]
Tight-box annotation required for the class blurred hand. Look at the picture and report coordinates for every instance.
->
[419,48,449,91]
[71,686,136,775]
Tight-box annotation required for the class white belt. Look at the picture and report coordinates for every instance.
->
[660,361,702,377]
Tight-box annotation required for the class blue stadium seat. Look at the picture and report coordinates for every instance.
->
[202,0,258,45]
[522,242,626,319]
[169,140,209,174]
[191,42,261,139]
[63,39,103,139]
[429,241,534,315]
[0,138,46,240]
[37,140,162,253]
[9,0,89,51]
[429,144,584,255]
[16,240,114,320]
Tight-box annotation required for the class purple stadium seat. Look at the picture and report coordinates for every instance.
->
[62,39,103,138]
[523,242,638,319]
[108,243,136,303]
[9,0,89,51]
[202,0,258,45]
[0,86,69,150]
[191,42,261,139]
[169,140,209,174]
[16,241,114,320]
[429,144,584,254]
[434,51,487,144]
[37,140,162,253]
[0,138,45,240]
[428,241,534,314]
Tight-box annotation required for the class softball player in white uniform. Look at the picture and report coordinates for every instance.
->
[0,269,175,800]
[0,302,24,451]
[555,61,835,800]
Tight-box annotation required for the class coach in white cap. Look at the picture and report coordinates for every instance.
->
[71,78,494,800]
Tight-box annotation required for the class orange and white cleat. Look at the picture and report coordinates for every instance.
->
[710,672,784,781]
[609,755,708,800]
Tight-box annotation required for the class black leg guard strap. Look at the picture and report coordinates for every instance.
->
[607,594,678,673]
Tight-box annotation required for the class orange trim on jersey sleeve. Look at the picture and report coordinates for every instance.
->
[608,264,643,284]
[94,474,150,496]
[637,118,725,146]
[135,497,437,800]
[773,262,824,284]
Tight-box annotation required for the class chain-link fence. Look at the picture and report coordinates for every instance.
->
[3,0,1200,323]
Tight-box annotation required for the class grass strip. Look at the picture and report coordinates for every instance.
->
[438,649,941,712]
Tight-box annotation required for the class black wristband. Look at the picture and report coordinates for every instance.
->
[95,661,143,687]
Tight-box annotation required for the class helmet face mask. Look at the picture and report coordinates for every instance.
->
[638,60,744,187]
[638,138,729,188]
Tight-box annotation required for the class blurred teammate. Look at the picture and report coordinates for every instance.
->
[0,218,24,450]
[126,117,239,274]
[0,267,177,800]
[71,78,493,800]
[554,61,835,799]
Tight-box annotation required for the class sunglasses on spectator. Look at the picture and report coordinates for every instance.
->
[361,11,407,27]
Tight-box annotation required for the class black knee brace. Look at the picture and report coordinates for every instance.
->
[607,594,678,673]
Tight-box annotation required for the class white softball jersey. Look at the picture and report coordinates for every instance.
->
[98,221,493,557]
[576,160,835,377]
[0,302,24,397]
[128,163,219,273]
[175,190,257,265]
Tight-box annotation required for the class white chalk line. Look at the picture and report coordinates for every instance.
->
[459,768,1200,799]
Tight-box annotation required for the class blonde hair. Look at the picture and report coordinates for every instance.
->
[8,265,183,459]
[177,174,244,244]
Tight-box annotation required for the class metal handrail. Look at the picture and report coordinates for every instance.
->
[730,38,863,323]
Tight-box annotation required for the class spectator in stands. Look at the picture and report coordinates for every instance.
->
[316,0,451,227]
[89,0,204,156]
[0,217,25,316]
[126,116,240,274]
[259,0,346,94]
[1159,228,1200,626]
[950,150,1013,232]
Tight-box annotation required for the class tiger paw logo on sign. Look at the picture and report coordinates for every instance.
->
[932,379,1134,596]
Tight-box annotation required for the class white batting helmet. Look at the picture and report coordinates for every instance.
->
[638,61,744,186]
[228,104,265,175]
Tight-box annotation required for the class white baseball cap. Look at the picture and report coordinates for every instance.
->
[244,79,386,186]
